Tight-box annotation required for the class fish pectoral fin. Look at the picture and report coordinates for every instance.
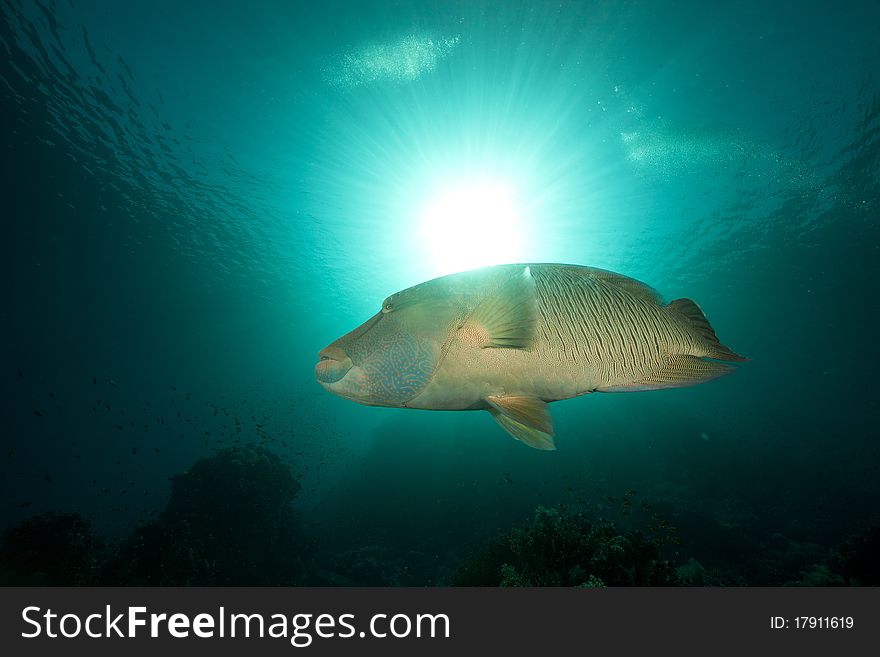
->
[468,266,538,349]
[487,394,555,450]
[487,393,553,432]
[597,355,735,392]
[488,408,556,450]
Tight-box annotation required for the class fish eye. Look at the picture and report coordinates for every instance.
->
[381,298,394,313]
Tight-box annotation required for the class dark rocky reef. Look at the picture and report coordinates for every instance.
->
[102,444,306,585]
[0,511,103,585]
[454,505,679,586]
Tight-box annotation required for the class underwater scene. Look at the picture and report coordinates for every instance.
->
[1,0,878,587]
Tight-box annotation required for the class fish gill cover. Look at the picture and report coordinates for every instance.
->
[0,0,878,586]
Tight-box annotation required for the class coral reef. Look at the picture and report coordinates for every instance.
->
[454,505,679,586]
[830,524,880,586]
[1,445,306,586]
[102,444,306,585]
[0,511,102,585]
[2,450,877,588]
[789,523,880,586]
[314,545,432,586]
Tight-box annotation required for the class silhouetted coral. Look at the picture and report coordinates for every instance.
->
[454,505,679,586]
[786,523,880,586]
[789,563,846,587]
[316,545,431,586]
[0,512,102,585]
[830,524,880,586]
[102,444,306,585]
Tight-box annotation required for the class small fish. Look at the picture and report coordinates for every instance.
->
[18,501,32,508]
[316,264,745,450]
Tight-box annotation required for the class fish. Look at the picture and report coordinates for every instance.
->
[315,263,746,450]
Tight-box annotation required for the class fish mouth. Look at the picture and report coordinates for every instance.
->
[315,346,352,385]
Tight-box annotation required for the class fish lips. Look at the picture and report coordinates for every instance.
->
[315,346,353,385]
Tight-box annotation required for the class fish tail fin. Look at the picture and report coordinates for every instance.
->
[667,298,748,362]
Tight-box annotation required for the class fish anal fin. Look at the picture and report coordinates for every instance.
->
[468,266,537,349]
[667,298,747,362]
[488,409,556,451]
[597,355,734,392]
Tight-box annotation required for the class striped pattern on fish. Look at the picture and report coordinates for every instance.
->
[316,263,746,450]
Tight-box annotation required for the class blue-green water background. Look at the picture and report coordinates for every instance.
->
[1,0,878,584]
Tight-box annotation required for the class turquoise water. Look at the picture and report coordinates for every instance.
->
[1,0,878,585]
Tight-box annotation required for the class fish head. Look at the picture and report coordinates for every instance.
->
[315,289,451,407]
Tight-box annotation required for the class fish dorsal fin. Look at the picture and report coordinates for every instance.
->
[487,394,555,450]
[666,298,747,362]
[588,268,664,304]
[467,266,538,349]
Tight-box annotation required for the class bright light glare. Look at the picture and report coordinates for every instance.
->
[420,179,525,275]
